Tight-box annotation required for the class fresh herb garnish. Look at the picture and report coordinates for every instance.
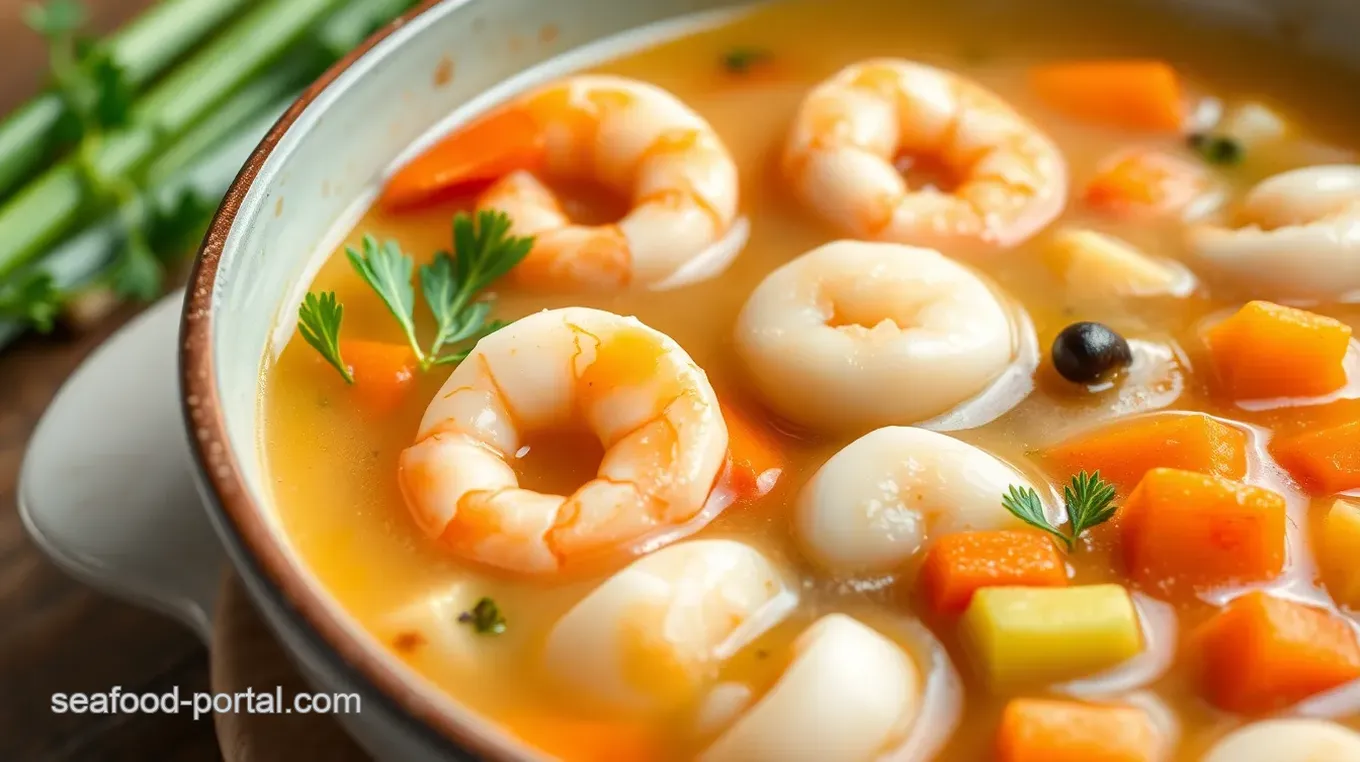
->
[1188,132,1244,166]
[458,597,506,635]
[0,272,62,332]
[1001,470,1118,551]
[300,209,533,382]
[722,46,772,74]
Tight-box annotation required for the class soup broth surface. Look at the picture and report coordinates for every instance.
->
[263,1,1360,759]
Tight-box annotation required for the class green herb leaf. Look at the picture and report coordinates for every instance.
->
[1001,484,1072,551]
[146,188,214,259]
[722,46,772,74]
[109,235,163,301]
[0,272,62,333]
[458,597,506,635]
[298,292,352,384]
[23,0,85,37]
[1064,470,1119,540]
[1189,133,1244,166]
[345,235,423,363]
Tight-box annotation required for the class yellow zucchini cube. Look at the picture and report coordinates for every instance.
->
[1045,228,1191,298]
[961,584,1143,687]
[1323,499,1360,608]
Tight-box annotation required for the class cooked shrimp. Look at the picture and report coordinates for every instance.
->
[543,540,797,714]
[783,59,1067,248]
[796,427,1043,574]
[734,240,1029,432]
[397,307,729,575]
[464,75,741,290]
[700,614,921,762]
[1189,165,1360,301]
[1200,719,1360,762]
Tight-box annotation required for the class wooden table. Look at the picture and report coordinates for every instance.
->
[0,1,222,759]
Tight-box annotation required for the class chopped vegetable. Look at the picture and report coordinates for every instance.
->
[1083,148,1212,218]
[1051,322,1133,384]
[339,339,416,412]
[1187,133,1244,165]
[380,108,546,210]
[719,401,784,502]
[918,530,1068,615]
[722,46,773,74]
[1206,300,1352,400]
[1029,60,1184,132]
[299,210,534,382]
[1001,471,1118,551]
[1216,101,1289,147]
[503,714,658,762]
[1191,591,1360,714]
[996,698,1160,762]
[457,597,506,635]
[1270,420,1360,495]
[1119,468,1285,592]
[1044,413,1248,493]
[961,584,1142,687]
[1044,228,1189,298]
[1321,499,1360,608]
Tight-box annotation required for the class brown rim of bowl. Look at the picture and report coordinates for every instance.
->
[180,0,512,759]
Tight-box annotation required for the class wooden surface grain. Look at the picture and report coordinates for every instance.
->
[0,1,221,759]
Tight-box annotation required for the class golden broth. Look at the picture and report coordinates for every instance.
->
[263,0,1360,759]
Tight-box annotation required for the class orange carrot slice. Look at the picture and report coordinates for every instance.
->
[380,108,545,211]
[1192,591,1360,714]
[1206,300,1353,401]
[341,339,416,413]
[720,401,784,501]
[1272,419,1360,495]
[1030,60,1184,132]
[997,698,1160,762]
[919,530,1068,615]
[1119,468,1286,593]
[502,714,660,762]
[1044,413,1248,494]
[1083,148,1211,217]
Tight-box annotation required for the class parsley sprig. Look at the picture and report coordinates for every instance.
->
[299,210,534,382]
[1002,470,1118,551]
[458,597,506,635]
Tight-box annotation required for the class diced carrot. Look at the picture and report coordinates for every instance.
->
[379,107,545,211]
[1119,468,1286,593]
[502,713,659,762]
[918,530,1068,615]
[1205,301,1353,401]
[1083,148,1211,217]
[1271,419,1360,495]
[1191,591,1360,714]
[1030,60,1185,132]
[720,401,784,502]
[996,698,1160,762]
[341,339,416,413]
[1044,413,1248,494]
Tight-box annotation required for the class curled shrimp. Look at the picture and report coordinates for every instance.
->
[389,75,742,291]
[397,307,729,575]
[1189,165,1360,301]
[734,240,1031,433]
[783,59,1067,249]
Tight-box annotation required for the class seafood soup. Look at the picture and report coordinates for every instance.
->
[265,0,1360,759]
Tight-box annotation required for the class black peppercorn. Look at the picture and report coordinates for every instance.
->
[1051,322,1133,384]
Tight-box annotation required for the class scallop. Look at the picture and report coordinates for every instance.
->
[795,426,1041,574]
[700,613,921,762]
[1200,719,1360,761]
[542,539,797,714]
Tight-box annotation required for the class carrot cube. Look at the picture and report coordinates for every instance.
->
[918,530,1068,615]
[1206,301,1353,400]
[1044,413,1248,494]
[1030,61,1185,132]
[1192,591,1360,714]
[1271,420,1360,496]
[719,402,784,502]
[996,698,1161,762]
[1119,468,1286,592]
[340,339,417,413]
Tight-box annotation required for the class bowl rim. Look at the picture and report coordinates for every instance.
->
[179,0,514,758]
